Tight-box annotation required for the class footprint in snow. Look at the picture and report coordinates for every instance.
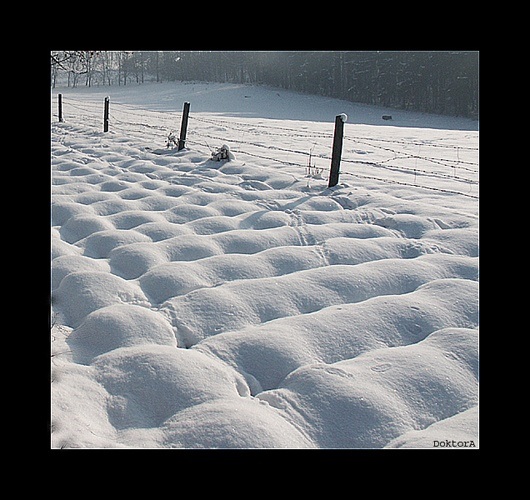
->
[370,363,392,373]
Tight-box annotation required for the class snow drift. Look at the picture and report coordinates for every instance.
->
[51,82,479,449]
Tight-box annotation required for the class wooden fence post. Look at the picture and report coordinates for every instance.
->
[328,113,347,188]
[58,94,63,122]
[178,101,190,150]
[103,96,110,132]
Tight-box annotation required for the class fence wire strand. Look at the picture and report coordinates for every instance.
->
[52,94,479,201]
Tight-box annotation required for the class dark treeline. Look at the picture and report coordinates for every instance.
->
[51,51,479,118]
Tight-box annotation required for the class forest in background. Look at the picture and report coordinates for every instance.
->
[51,51,479,118]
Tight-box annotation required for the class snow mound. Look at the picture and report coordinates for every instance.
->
[82,229,152,259]
[160,398,315,448]
[60,214,116,244]
[52,254,111,290]
[197,278,478,393]
[54,271,149,328]
[385,405,479,448]
[68,304,178,361]
[162,257,477,345]
[258,327,478,448]
[373,213,441,239]
[51,363,119,448]
[51,82,478,448]
[92,345,249,428]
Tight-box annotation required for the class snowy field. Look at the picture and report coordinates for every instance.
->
[51,81,479,449]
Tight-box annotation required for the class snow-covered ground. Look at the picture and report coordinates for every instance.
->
[51,81,479,449]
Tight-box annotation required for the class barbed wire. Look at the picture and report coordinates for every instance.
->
[190,115,478,152]
[188,128,478,185]
[340,170,479,199]
[52,94,479,201]
[190,115,333,141]
[347,137,478,172]
[189,115,478,178]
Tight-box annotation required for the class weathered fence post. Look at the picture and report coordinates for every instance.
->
[328,113,347,188]
[58,94,63,122]
[178,101,190,151]
[103,96,110,132]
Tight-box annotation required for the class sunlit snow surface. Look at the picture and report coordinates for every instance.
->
[51,82,478,449]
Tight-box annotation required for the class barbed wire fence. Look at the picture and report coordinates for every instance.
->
[51,94,479,200]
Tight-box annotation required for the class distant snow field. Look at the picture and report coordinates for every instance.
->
[51,82,479,449]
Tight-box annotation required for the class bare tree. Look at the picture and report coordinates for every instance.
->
[51,51,101,87]
[51,51,96,74]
